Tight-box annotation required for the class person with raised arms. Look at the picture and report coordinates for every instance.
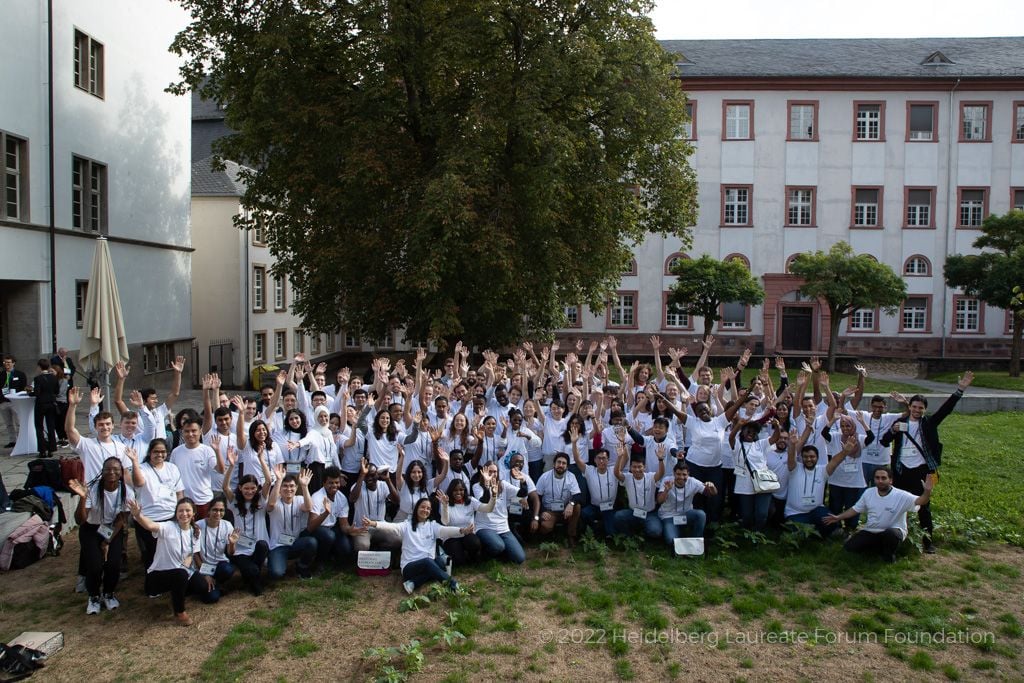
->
[195,496,239,603]
[657,461,717,549]
[613,445,666,539]
[221,446,273,595]
[129,439,183,569]
[266,465,317,580]
[306,466,358,566]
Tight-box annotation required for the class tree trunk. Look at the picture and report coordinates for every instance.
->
[1011,311,1023,378]
[703,316,715,342]
[826,313,842,373]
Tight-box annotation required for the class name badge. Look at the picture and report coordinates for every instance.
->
[286,462,301,475]
[865,445,880,457]
[235,535,256,552]
[632,508,647,519]
[549,502,565,512]
[801,496,816,507]
[673,515,687,526]
[599,502,614,512]
[156,484,173,499]
[200,562,217,576]
[841,461,859,474]
[508,502,523,515]
[97,524,115,541]
[278,533,296,547]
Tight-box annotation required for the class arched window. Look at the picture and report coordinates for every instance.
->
[622,258,638,276]
[664,252,690,275]
[723,253,750,269]
[903,255,931,276]
[784,254,801,273]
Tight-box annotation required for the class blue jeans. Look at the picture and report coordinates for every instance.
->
[736,492,772,531]
[581,504,617,538]
[787,506,831,537]
[613,509,663,538]
[661,509,706,546]
[568,464,589,504]
[684,461,723,523]
[528,460,544,483]
[197,560,236,604]
[828,485,865,531]
[267,536,318,579]
[311,525,353,563]
[476,529,526,564]
[402,557,453,590]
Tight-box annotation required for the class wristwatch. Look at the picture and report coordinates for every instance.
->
[534,515,540,521]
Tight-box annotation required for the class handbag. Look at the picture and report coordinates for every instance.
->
[741,441,780,494]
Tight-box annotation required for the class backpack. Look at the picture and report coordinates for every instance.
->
[59,456,84,492]
[24,459,62,492]
[9,492,53,523]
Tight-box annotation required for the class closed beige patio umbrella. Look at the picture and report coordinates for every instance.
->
[78,237,129,404]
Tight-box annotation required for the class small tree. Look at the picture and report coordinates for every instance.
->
[944,210,1024,377]
[668,255,765,340]
[790,242,907,372]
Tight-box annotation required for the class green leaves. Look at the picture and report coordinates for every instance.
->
[668,255,765,338]
[790,242,907,319]
[172,0,697,347]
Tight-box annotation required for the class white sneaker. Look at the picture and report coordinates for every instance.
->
[402,580,415,595]
[102,593,120,610]
[86,597,101,615]
[75,575,86,593]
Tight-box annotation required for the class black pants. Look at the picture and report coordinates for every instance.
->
[34,402,58,455]
[307,462,325,494]
[844,529,903,558]
[145,568,208,614]
[55,402,69,441]
[442,534,482,566]
[895,464,933,536]
[80,523,124,597]
[229,541,269,594]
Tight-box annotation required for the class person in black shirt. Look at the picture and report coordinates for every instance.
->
[30,358,61,457]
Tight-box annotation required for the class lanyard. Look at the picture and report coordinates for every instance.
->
[148,462,166,485]
[803,467,817,496]
[366,485,381,519]
[283,500,296,534]
[549,475,568,503]
[596,470,613,501]
[631,476,647,509]
[177,526,193,567]
[239,505,255,537]
[673,485,686,512]
[204,523,223,558]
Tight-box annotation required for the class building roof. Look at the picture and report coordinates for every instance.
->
[659,37,1024,79]
[191,155,248,197]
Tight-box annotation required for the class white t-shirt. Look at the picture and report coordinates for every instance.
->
[299,430,340,467]
[541,416,569,455]
[826,433,868,489]
[853,487,919,539]
[353,482,389,525]
[472,480,521,534]
[584,467,618,508]
[784,464,828,517]
[230,443,282,489]
[169,443,219,505]
[859,412,900,466]
[658,477,704,519]
[635,434,678,474]
[137,404,170,443]
[764,447,791,501]
[339,427,365,473]
[535,470,581,511]
[375,519,462,571]
[229,496,268,554]
[899,420,927,469]
[684,414,728,467]
[197,518,235,564]
[135,461,183,520]
[148,521,201,573]
[366,432,405,473]
[84,484,135,526]
[203,429,236,493]
[733,438,772,496]
[76,438,131,483]
[268,498,309,549]
[621,472,657,513]
[310,488,349,528]
[398,481,434,516]
[445,498,482,528]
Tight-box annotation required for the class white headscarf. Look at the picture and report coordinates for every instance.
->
[313,405,332,438]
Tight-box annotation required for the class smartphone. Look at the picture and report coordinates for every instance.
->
[893,422,908,433]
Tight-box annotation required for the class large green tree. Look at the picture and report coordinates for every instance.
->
[668,255,765,340]
[945,210,1024,376]
[170,0,697,348]
[790,242,907,372]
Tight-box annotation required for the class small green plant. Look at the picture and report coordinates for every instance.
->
[781,521,821,548]
[538,542,562,560]
[579,529,609,562]
[908,650,935,671]
[363,639,426,683]
[398,595,431,613]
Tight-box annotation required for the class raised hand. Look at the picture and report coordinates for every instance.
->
[211,373,222,390]
[171,355,186,373]
[225,447,237,468]
[124,447,139,464]
[127,499,142,517]
[575,339,584,352]
[854,364,867,377]
[202,373,213,390]
[298,468,313,488]
[775,356,786,372]
[114,361,129,379]
[129,390,144,407]
[228,528,241,545]
[436,490,449,506]
[701,335,715,350]
[67,478,88,498]
[274,463,286,480]
[649,335,661,350]
[89,387,104,406]
[67,387,83,406]
[957,370,975,391]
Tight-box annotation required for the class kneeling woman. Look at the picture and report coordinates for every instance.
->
[267,465,317,580]
[128,497,207,626]
[196,497,239,602]
[222,447,272,595]
[437,479,496,566]
[68,458,135,615]
[363,497,474,594]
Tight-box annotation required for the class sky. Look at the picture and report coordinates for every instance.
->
[651,0,1023,40]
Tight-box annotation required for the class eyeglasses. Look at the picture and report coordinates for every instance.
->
[208,508,225,514]
[150,450,168,455]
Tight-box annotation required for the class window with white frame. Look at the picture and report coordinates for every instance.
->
[724,103,751,140]
[75,281,88,328]
[609,293,635,327]
[787,188,813,226]
[2,132,28,221]
[723,187,750,225]
[908,104,935,141]
[345,333,360,348]
[904,257,930,276]
[72,156,106,233]
[902,298,928,331]
[253,332,266,363]
[325,331,335,352]
[855,103,881,140]
[848,309,875,331]
[853,188,880,227]
[789,103,815,140]
[959,190,985,227]
[252,266,266,311]
[683,102,694,140]
[955,298,980,332]
[274,330,287,359]
[961,104,988,140]
[273,275,285,310]
[252,214,266,244]
[294,329,305,354]
[1016,104,1024,142]
[665,298,690,329]
[906,189,932,227]
[721,302,746,329]
[73,30,104,97]
[564,305,580,326]
[1013,189,1024,211]
[310,334,322,355]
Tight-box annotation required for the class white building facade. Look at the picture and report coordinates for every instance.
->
[558,38,1024,360]
[1,0,192,387]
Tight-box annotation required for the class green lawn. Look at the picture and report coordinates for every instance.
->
[929,371,1024,393]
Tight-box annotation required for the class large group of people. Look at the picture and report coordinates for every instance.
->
[52,336,972,625]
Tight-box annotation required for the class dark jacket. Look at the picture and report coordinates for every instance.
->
[30,372,61,408]
[1,369,28,403]
[50,354,76,388]
[879,388,963,471]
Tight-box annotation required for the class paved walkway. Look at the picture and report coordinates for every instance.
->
[871,374,1024,397]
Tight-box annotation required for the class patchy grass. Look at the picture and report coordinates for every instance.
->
[929,371,1024,392]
